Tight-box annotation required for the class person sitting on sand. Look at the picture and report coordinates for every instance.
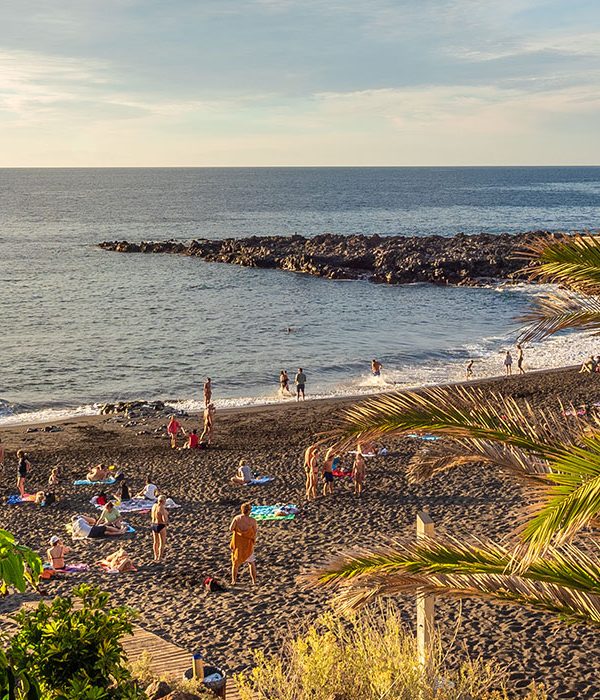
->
[96,501,123,528]
[200,403,216,445]
[47,535,71,570]
[504,350,513,376]
[115,480,132,502]
[231,459,255,485]
[167,416,182,449]
[16,450,30,498]
[150,495,168,563]
[322,447,336,496]
[71,515,126,539]
[183,428,200,449]
[98,547,136,572]
[86,463,110,482]
[371,359,383,377]
[229,502,257,585]
[579,355,596,373]
[352,451,366,496]
[137,476,159,501]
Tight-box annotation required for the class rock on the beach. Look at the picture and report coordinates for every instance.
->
[145,679,173,700]
[98,231,552,287]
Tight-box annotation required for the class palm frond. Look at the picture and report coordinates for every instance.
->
[303,536,600,625]
[517,233,600,294]
[519,291,600,342]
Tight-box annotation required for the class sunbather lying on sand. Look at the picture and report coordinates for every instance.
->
[71,515,126,538]
[47,535,71,570]
[86,464,110,482]
[98,547,135,572]
[230,459,255,485]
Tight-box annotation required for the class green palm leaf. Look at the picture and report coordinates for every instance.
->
[519,291,600,342]
[517,232,600,294]
[303,536,600,625]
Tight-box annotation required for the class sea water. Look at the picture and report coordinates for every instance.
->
[1,167,599,424]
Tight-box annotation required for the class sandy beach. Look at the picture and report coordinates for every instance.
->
[1,367,599,699]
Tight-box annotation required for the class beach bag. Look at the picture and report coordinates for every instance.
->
[203,576,226,593]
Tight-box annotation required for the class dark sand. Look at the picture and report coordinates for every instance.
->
[1,368,599,699]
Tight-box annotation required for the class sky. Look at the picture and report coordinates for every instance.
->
[0,0,599,166]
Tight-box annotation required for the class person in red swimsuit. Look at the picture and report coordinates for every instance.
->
[167,416,182,449]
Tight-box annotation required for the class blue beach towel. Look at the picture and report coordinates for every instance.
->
[6,494,37,505]
[245,476,275,486]
[73,478,117,486]
[251,504,297,521]
[407,434,440,442]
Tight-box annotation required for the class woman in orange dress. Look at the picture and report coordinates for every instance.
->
[229,502,258,585]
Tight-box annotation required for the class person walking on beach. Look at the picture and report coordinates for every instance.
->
[371,359,383,377]
[16,450,30,498]
[230,502,258,585]
[295,368,307,401]
[466,360,474,380]
[279,370,291,396]
[352,450,366,497]
[167,415,182,449]
[517,344,525,374]
[203,377,212,407]
[200,402,216,444]
[504,350,513,376]
[150,495,168,563]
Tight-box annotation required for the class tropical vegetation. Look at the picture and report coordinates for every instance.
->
[306,232,600,627]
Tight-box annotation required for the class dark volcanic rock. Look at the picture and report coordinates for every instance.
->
[98,231,553,287]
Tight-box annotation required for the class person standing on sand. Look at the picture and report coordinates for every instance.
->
[371,359,383,377]
[150,495,168,563]
[504,350,513,376]
[229,502,258,585]
[16,450,30,498]
[203,377,212,407]
[322,447,336,496]
[295,368,307,401]
[279,370,292,396]
[200,403,216,444]
[167,415,182,449]
[466,360,474,380]
[304,444,319,500]
[517,344,525,374]
[352,451,366,496]
[0,438,4,478]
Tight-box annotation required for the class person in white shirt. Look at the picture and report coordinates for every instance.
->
[230,460,255,485]
[137,476,159,500]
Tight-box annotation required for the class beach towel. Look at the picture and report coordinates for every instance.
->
[244,476,275,486]
[67,523,136,541]
[348,450,376,457]
[250,504,298,521]
[6,494,37,505]
[74,478,117,486]
[407,434,440,442]
[91,497,180,513]
[43,562,88,573]
[332,469,352,478]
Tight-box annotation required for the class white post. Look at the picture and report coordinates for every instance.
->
[416,511,435,669]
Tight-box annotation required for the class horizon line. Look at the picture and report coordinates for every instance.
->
[1,164,599,169]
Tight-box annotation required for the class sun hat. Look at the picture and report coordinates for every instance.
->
[49,535,59,545]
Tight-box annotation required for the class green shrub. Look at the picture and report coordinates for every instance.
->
[8,584,145,700]
[236,607,546,700]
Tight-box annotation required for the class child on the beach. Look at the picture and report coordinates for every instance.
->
[48,467,59,487]
[167,416,182,449]
[352,452,366,496]
[182,428,200,449]
[322,447,336,496]
[47,535,71,570]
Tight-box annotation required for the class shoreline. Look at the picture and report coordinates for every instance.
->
[0,362,580,430]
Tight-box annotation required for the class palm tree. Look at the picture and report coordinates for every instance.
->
[306,233,600,625]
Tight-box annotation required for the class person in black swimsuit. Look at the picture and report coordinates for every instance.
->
[16,450,30,498]
[150,495,168,563]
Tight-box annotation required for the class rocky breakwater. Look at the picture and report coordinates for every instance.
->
[98,231,550,286]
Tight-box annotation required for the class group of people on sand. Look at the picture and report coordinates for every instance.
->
[465,345,527,380]
[303,443,369,499]
[167,377,216,449]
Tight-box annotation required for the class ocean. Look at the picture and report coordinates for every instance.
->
[1,166,599,425]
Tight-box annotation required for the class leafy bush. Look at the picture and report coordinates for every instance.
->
[236,607,547,700]
[0,528,42,595]
[8,584,145,700]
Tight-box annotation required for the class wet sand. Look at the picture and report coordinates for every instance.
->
[1,367,599,699]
